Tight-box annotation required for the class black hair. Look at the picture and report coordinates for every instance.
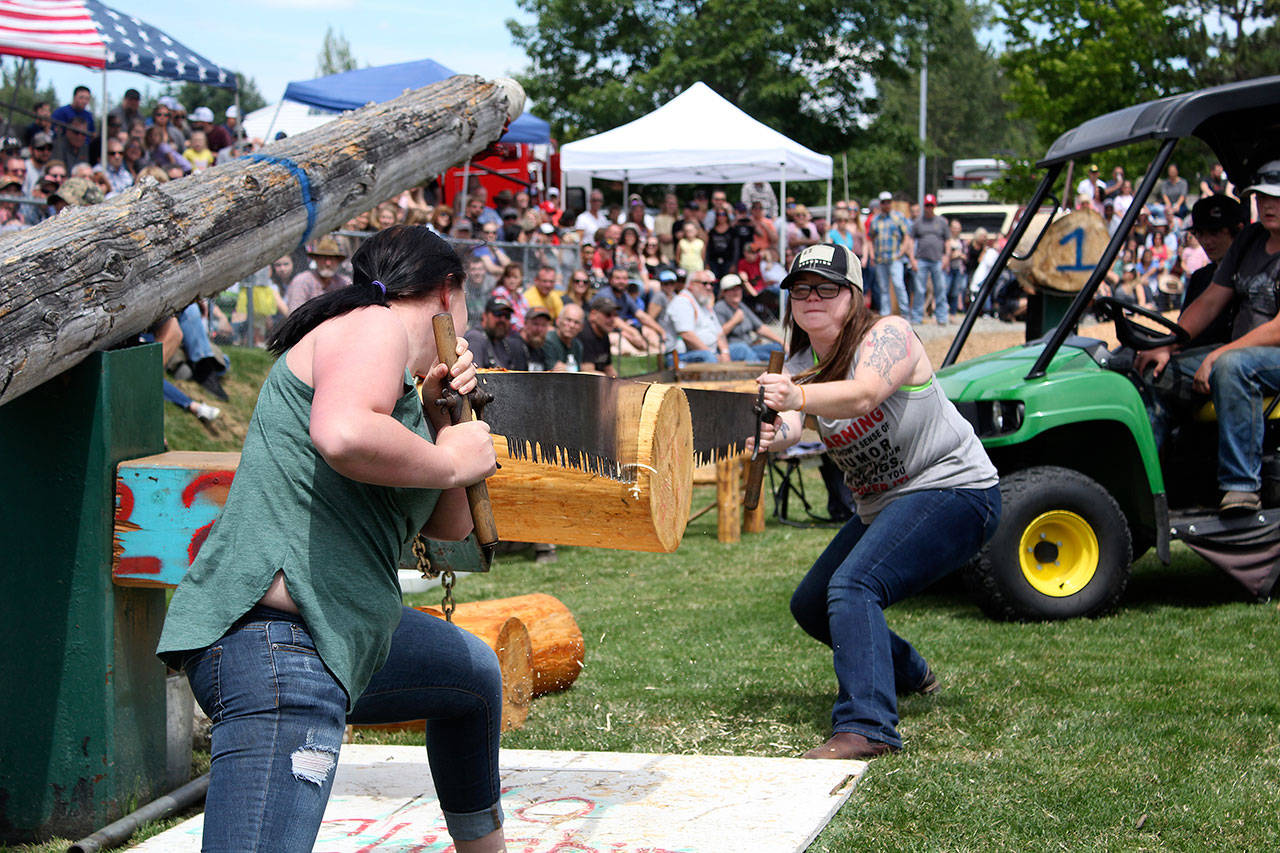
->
[267,225,462,355]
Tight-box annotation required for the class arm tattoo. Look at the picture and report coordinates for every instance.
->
[778,420,791,438]
[863,325,910,384]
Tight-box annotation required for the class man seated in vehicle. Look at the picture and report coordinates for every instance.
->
[1181,195,1245,348]
[1138,164,1280,516]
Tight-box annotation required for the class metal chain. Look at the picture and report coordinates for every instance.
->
[412,534,438,579]
[412,534,456,623]
[440,570,456,623]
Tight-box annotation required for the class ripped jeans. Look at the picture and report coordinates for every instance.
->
[185,605,503,852]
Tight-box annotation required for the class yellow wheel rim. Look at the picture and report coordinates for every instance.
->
[1018,510,1099,597]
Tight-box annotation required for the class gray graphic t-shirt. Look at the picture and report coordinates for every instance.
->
[785,345,997,521]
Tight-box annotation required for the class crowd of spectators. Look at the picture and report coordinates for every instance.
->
[13,81,1239,426]
[1075,162,1229,315]
[1,86,255,233]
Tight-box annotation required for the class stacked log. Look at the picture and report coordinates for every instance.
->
[352,593,582,735]
[419,594,584,696]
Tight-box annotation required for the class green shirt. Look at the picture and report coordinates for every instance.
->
[542,330,584,369]
[157,355,441,709]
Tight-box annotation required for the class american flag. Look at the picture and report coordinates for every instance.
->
[0,0,236,88]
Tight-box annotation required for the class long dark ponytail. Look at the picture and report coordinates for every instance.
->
[268,225,463,354]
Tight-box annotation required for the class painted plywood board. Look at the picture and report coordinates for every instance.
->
[132,746,866,852]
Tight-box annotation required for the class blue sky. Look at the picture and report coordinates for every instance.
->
[34,0,533,109]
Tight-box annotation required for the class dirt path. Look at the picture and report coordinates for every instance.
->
[917,316,1120,367]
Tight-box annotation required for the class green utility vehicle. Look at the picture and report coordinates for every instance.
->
[935,76,1280,620]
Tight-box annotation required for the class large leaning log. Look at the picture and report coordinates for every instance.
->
[0,75,525,407]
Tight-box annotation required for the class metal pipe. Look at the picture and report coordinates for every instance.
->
[68,773,210,853]
[941,164,1062,367]
[918,49,927,207]
[1024,137,1178,379]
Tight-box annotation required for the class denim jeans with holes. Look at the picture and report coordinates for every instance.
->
[186,604,503,851]
[789,486,1001,748]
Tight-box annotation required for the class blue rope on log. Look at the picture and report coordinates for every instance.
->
[243,154,317,248]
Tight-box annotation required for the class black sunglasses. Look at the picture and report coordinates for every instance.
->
[1254,170,1280,185]
[790,281,850,300]
[34,144,52,151]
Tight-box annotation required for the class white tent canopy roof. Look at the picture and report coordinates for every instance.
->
[559,82,833,183]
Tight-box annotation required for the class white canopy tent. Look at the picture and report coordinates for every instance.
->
[560,82,833,264]
[242,101,336,143]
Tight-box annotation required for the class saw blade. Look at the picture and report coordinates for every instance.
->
[472,371,762,478]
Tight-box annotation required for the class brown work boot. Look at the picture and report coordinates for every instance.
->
[801,732,897,760]
[1220,490,1261,516]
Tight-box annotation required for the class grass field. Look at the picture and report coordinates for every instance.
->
[7,341,1280,852]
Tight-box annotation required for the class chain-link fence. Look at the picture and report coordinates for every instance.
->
[208,230,590,348]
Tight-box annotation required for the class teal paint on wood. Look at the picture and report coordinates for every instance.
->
[0,345,168,842]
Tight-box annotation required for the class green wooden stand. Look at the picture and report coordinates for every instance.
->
[1025,290,1077,342]
[0,346,168,842]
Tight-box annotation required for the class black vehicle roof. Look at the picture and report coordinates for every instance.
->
[1038,75,1280,180]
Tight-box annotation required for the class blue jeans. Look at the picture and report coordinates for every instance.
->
[1154,346,1280,491]
[946,269,968,318]
[185,605,503,851]
[729,340,783,362]
[790,486,1001,748]
[178,303,227,373]
[669,348,718,366]
[914,259,946,324]
[873,260,908,318]
[163,379,192,410]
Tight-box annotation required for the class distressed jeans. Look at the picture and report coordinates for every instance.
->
[186,605,503,851]
[790,486,1001,748]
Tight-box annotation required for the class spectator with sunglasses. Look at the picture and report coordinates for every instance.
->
[24,131,53,194]
[751,243,1000,761]
[94,139,134,195]
[52,117,91,169]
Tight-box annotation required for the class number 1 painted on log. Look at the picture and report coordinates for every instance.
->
[1056,226,1096,273]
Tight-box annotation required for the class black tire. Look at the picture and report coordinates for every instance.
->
[966,465,1131,620]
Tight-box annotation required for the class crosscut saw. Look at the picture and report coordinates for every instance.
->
[474,370,762,480]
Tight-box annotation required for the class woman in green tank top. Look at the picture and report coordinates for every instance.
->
[750,243,1001,761]
[156,226,507,852]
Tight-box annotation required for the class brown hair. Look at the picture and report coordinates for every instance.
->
[785,287,877,385]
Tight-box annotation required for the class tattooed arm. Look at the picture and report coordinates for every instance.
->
[757,317,929,419]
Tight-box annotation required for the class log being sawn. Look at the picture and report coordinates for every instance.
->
[0,75,525,407]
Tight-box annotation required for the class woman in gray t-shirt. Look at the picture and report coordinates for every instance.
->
[752,243,1000,760]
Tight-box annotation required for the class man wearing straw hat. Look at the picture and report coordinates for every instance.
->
[285,236,351,309]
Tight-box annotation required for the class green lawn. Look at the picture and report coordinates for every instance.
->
[7,347,1278,851]
[400,511,1280,852]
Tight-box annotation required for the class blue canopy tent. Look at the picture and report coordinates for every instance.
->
[280,58,549,144]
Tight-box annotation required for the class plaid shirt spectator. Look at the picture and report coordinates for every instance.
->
[869,209,910,262]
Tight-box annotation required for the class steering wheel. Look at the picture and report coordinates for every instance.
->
[1093,296,1191,350]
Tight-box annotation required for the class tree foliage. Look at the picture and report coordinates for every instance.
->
[0,58,58,132]
[316,26,358,77]
[1186,0,1280,85]
[507,0,941,153]
[996,0,1201,151]
[161,75,268,118]
[846,0,1034,200]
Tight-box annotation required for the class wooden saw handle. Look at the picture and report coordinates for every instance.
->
[432,312,500,564]
[744,349,786,511]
